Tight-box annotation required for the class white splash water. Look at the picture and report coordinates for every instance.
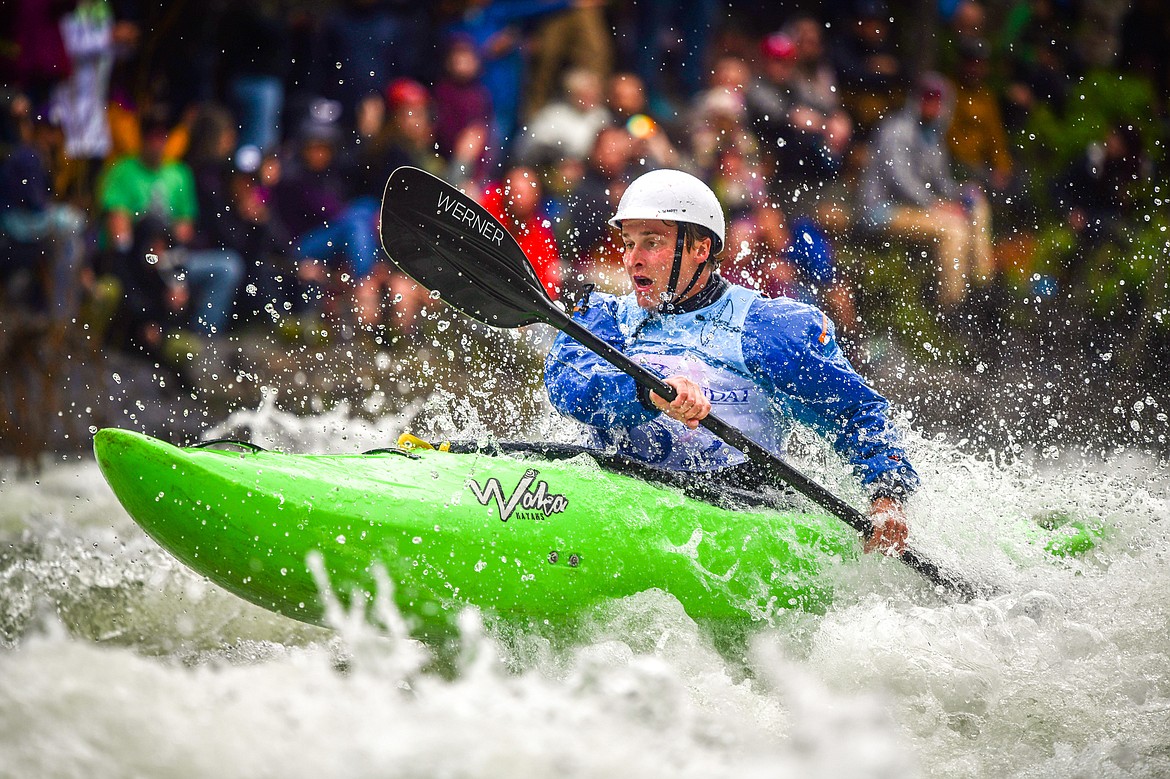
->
[1,402,1167,778]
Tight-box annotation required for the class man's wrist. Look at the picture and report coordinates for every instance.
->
[869,486,907,504]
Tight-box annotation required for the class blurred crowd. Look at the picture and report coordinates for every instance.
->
[1,0,1168,371]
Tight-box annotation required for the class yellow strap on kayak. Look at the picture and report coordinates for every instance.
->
[396,433,450,452]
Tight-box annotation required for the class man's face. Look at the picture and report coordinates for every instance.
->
[302,140,334,171]
[141,131,168,169]
[920,92,943,123]
[608,76,644,116]
[620,219,711,309]
[592,128,631,177]
[764,57,795,85]
[504,169,539,220]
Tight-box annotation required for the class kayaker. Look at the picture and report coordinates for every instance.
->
[544,169,920,554]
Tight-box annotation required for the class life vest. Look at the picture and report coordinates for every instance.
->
[591,284,787,470]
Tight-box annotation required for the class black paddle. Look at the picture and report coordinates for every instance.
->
[379,166,989,601]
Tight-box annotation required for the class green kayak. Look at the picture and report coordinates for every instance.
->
[93,428,863,637]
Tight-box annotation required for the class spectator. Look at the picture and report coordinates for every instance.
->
[725,201,857,336]
[566,125,634,272]
[271,112,385,328]
[858,74,992,309]
[606,71,650,126]
[185,105,240,245]
[341,91,394,199]
[606,71,680,170]
[48,0,129,210]
[745,33,800,152]
[220,3,290,155]
[947,40,1014,194]
[939,0,987,77]
[184,104,253,322]
[318,0,428,126]
[0,95,88,323]
[482,166,563,300]
[711,144,766,236]
[224,163,297,328]
[517,67,610,165]
[271,112,353,241]
[1051,124,1150,289]
[359,90,387,136]
[104,214,184,356]
[998,0,1077,128]
[831,0,903,135]
[378,79,447,179]
[524,0,612,117]
[8,0,73,108]
[747,32,849,197]
[432,36,493,163]
[344,81,450,333]
[787,15,851,129]
[99,110,244,342]
[722,201,794,298]
[628,0,719,110]
[689,56,759,180]
[447,0,571,153]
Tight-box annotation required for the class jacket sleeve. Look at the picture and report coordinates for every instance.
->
[741,299,920,499]
[543,295,659,429]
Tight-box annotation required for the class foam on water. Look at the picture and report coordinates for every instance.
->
[1,402,1168,778]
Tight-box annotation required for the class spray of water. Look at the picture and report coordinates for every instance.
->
[1,394,1167,777]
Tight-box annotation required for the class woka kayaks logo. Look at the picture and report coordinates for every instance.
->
[468,469,568,521]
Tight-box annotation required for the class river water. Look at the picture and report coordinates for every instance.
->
[2,376,1168,778]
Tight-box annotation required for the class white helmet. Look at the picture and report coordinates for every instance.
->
[609,169,725,254]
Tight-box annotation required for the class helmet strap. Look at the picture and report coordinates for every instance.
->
[660,225,709,314]
[673,261,708,305]
[660,225,687,313]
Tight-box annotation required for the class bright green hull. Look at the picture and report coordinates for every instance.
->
[93,428,858,637]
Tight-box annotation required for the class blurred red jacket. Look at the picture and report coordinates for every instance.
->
[480,184,563,300]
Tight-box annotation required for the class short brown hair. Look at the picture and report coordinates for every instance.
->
[667,221,720,260]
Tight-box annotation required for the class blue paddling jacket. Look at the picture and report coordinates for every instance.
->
[543,281,920,501]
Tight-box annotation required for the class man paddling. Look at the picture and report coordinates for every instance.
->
[544,169,919,553]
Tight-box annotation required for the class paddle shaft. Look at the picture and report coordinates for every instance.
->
[557,316,978,599]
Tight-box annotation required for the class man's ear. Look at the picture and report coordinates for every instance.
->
[696,236,712,262]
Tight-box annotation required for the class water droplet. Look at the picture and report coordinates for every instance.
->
[146,253,158,265]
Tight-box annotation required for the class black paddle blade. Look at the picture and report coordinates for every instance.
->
[380,166,559,328]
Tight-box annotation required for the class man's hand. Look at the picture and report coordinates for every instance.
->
[865,496,909,555]
[650,376,711,430]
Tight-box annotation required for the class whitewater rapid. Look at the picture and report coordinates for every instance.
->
[1,403,1167,778]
